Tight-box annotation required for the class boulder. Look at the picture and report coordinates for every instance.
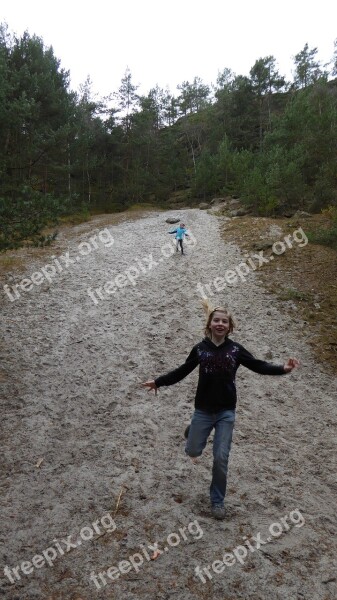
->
[229,208,247,217]
[199,203,209,210]
[293,210,312,218]
[214,202,229,211]
[229,199,241,208]
[210,197,226,206]
[165,217,180,224]
[252,241,273,251]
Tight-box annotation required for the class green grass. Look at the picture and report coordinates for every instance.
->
[278,287,312,302]
[307,226,337,250]
[307,206,337,250]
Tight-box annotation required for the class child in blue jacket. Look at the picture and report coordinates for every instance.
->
[168,222,189,254]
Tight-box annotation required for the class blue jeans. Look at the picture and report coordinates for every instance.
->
[185,409,235,506]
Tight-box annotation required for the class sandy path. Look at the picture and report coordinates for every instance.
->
[1,208,336,600]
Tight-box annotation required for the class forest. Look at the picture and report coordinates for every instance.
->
[0,22,337,250]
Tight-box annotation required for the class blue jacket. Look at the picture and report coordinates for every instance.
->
[169,227,188,240]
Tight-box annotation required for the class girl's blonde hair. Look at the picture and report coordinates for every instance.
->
[201,298,235,338]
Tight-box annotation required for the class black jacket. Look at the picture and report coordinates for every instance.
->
[155,337,286,412]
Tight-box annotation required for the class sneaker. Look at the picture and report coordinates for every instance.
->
[184,425,190,439]
[211,504,226,520]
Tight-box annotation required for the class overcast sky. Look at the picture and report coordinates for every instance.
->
[1,0,336,98]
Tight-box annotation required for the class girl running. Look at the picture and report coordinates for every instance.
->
[141,301,299,520]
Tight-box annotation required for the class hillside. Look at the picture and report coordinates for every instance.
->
[0,208,336,600]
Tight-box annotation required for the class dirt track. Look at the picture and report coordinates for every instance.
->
[1,208,336,600]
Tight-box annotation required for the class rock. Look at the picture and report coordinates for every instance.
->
[210,197,226,205]
[229,209,247,217]
[209,201,228,213]
[165,217,180,224]
[252,241,273,250]
[293,210,312,218]
[199,202,209,210]
[268,225,283,237]
[229,199,241,207]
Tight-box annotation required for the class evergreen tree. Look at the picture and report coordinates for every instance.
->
[250,56,286,147]
[292,43,326,89]
[177,77,210,116]
[332,38,337,76]
[114,67,139,132]
[0,28,74,248]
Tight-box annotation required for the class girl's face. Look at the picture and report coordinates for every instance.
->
[209,311,230,340]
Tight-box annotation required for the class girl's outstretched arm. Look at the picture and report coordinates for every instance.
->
[238,344,300,375]
[141,346,199,396]
[141,380,158,395]
[283,358,300,372]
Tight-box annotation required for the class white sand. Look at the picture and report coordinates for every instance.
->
[1,208,336,599]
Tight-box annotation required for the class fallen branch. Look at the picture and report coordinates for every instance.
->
[113,484,129,517]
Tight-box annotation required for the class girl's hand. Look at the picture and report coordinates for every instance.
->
[141,380,158,395]
[283,358,300,372]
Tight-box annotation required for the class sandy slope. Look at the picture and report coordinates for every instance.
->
[1,208,336,600]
